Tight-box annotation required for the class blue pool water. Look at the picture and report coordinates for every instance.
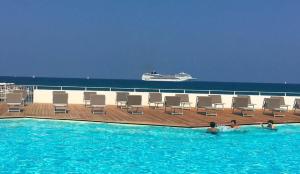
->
[0,119,300,174]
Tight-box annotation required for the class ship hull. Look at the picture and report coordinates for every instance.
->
[142,78,190,82]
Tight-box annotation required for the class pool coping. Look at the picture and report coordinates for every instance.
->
[1,116,300,129]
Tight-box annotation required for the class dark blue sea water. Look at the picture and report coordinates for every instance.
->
[0,76,300,95]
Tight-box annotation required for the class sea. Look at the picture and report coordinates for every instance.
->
[0,76,300,95]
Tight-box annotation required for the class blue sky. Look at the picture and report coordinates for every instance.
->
[0,0,299,83]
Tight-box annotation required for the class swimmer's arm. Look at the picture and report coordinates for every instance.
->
[260,123,271,130]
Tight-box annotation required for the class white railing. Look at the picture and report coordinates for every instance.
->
[25,84,300,97]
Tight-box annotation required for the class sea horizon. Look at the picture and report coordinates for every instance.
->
[0,75,297,85]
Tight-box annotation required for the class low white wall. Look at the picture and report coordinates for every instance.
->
[33,89,299,109]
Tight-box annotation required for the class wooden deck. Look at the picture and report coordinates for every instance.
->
[1,104,300,127]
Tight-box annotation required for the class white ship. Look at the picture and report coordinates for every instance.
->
[142,71,195,82]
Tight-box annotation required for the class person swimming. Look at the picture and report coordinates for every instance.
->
[229,120,240,129]
[261,120,277,130]
[207,122,219,134]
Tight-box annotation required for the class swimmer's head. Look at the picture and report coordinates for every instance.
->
[210,122,216,128]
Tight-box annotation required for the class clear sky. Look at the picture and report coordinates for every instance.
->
[0,0,299,83]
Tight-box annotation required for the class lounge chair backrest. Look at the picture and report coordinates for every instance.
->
[294,99,300,109]
[13,90,27,99]
[175,94,190,103]
[165,96,181,107]
[53,91,66,95]
[209,95,222,104]
[196,96,213,108]
[264,98,281,109]
[116,92,129,102]
[127,95,142,106]
[237,95,251,104]
[90,95,105,106]
[6,93,22,104]
[233,97,249,108]
[84,92,97,100]
[53,93,68,105]
[270,96,285,105]
[149,93,162,103]
[13,90,23,93]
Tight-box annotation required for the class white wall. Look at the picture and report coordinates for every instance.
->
[33,89,299,109]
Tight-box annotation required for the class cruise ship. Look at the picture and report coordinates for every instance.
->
[141,71,195,82]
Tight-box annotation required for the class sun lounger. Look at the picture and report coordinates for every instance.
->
[270,96,290,111]
[196,96,217,116]
[209,95,225,110]
[148,92,164,109]
[263,98,286,117]
[6,93,23,112]
[175,94,192,110]
[293,98,300,114]
[116,92,129,109]
[13,90,27,105]
[126,95,143,115]
[90,94,106,114]
[164,96,183,115]
[232,97,255,116]
[83,92,97,107]
[53,92,68,114]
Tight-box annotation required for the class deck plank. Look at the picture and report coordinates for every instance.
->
[0,103,300,127]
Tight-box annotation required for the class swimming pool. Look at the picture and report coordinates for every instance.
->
[0,119,299,174]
